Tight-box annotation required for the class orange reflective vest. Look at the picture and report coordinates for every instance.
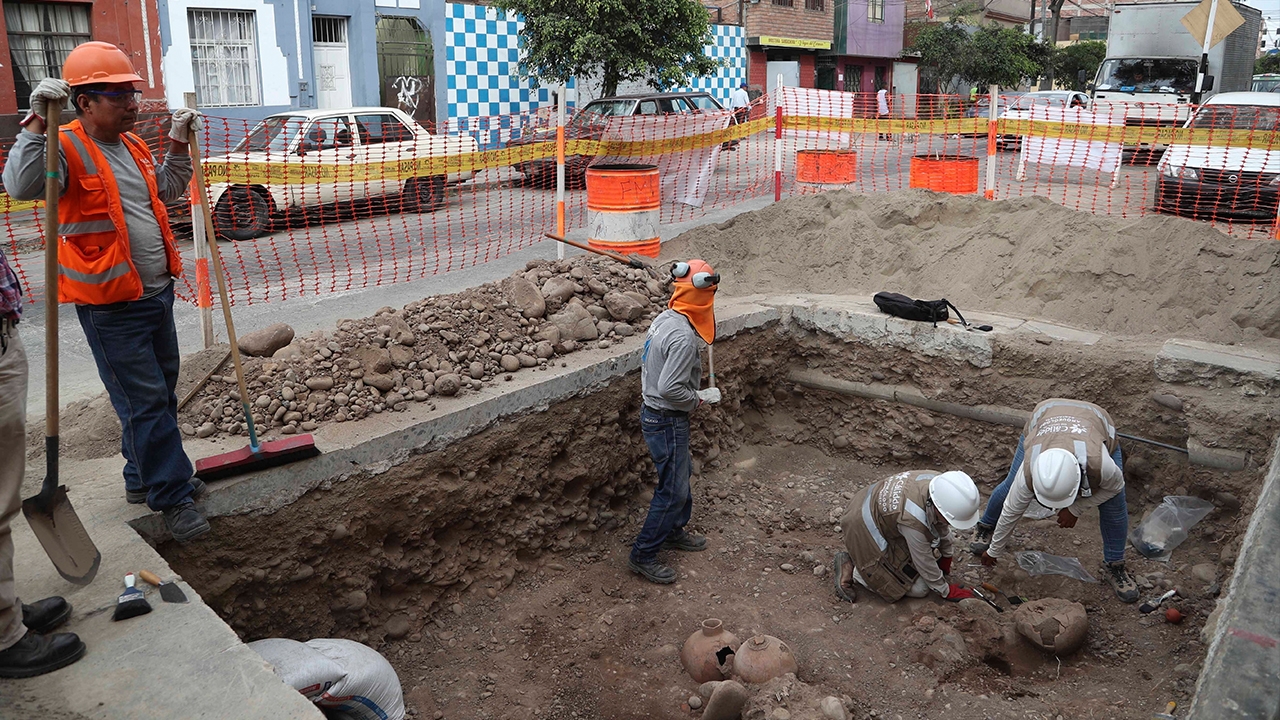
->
[56,120,182,305]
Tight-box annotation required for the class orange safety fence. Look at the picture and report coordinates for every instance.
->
[3,91,1278,307]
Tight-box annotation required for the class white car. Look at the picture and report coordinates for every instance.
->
[1156,91,1280,219]
[997,91,1091,151]
[207,107,478,239]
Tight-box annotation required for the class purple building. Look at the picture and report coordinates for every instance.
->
[823,0,918,114]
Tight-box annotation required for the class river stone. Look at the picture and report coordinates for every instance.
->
[434,374,462,396]
[238,323,294,357]
[1013,598,1088,655]
[505,277,546,319]
[603,291,646,321]
[702,680,749,720]
[549,303,599,341]
[541,276,578,303]
[500,354,521,372]
[305,376,334,391]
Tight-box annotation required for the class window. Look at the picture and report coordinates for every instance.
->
[356,114,412,144]
[189,9,261,107]
[772,0,794,6]
[806,0,825,9]
[868,0,885,23]
[5,3,91,109]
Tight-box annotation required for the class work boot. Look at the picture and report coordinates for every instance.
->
[833,552,857,603]
[164,501,211,543]
[128,477,207,505]
[0,630,86,679]
[663,530,708,552]
[969,522,994,555]
[21,597,70,635]
[1103,561,1140,603]
[628,558,677,585]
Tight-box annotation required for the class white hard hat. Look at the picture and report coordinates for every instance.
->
[929,471,981,530]
[1031,448,1082,509]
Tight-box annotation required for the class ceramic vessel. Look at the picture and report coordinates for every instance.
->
[732,634,798,684]
[679,618,741,682]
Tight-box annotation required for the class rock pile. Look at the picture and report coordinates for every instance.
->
[180,255,671,440]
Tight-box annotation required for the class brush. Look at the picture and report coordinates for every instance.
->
[112,572,152,621]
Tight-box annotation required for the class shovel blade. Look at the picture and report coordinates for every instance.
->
[157,581,189,604]
[21,486,101,586]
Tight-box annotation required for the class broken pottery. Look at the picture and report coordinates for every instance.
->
[732,634,798,684]
[680,618,741,683]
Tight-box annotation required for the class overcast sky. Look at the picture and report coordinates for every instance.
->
[1246,0,1280,17]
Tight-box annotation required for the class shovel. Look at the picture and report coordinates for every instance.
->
[543,233,662,280]
[21,103,101,585]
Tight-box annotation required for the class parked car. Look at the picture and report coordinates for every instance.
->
[208,107,478,240]
[506,91,733,186]
[1155,92,1280,219]
[964,92,1026,118]
[996,91,1092,150]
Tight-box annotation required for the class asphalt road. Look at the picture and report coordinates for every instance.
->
[6,128,1182,418]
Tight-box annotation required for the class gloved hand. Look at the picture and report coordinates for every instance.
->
[1057,507,1078,529]
[938,556,953,575]
[29,78,70,120]
[169,107,204,143]
[980,551,997,567]
[943,584,975,601]
[696,387,721,405]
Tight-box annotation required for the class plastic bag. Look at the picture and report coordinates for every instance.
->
[248,638,344,701]
[308,638,406,720]
[1015,551,1098,583]
[1129,496,1215,562]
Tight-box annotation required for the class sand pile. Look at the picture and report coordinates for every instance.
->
[661,190,1280,345]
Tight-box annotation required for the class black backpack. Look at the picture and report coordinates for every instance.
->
[873,292,992,331]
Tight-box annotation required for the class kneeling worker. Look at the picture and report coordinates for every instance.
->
[834,470,981,603]
[972,398,1139,603]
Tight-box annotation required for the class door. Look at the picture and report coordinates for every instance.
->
[313,17,352,109]
[892,62,918,118]
[355,112,436,200]
[767,61,800,94]
[288,116,359,207]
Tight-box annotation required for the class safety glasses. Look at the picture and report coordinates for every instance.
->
[87,89,142,107]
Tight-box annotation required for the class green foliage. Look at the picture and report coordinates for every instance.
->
[493,0,721,98]
[908,20,1052,92]
[1256,53,1280,75]
[1053,40,1106,91]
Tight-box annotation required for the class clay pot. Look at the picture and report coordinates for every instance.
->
[732,634,798,684]
[680,618,741,682]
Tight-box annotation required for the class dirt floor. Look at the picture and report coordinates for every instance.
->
[161,336,1259,720]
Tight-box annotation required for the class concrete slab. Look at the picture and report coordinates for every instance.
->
[1189,439,1280,720]
[1155,339,1280,392]
[1021,319,1102,345]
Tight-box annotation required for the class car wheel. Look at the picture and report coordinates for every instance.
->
[213,188,269,240]
[525,168,556,189]
[405,176,445,213]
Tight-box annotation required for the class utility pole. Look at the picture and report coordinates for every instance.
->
[1192,0,1220,105]
[1041,0,1066,89]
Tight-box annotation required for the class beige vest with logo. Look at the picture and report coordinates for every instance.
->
[840,470,942,603]
[1018,399,1118,501]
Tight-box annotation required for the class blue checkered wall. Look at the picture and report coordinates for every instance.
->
[443,2,571,150]
[671,25,746,104]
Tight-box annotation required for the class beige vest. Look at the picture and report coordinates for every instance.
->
[840,470,944,602]
[1018,399,1117,501]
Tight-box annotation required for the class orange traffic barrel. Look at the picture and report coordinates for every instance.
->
[586,164,660,258]
[908,154,979,194]
[796,149,857,184]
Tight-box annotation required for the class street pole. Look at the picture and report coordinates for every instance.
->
[555,84,566,261]
[985,84,998,200]
[1192,0,1220,105]
[184,91,215,348]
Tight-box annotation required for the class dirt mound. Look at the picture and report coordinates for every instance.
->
[661,190,1280,346]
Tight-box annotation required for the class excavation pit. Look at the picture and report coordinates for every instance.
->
[151,297,1276,720]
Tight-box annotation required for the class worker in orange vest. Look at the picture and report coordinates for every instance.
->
[1,42,211,543]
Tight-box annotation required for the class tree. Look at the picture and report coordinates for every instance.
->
[1053,41,1106,91]
[493,0,721,98]
[908,20,1051,92]
[1256,53,1280,75]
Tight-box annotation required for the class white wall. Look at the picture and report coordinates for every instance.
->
[161,0,293,109]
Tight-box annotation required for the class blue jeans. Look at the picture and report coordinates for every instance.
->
[76,283,194,511]
[631,407,692,564]
[981,434,1129,563]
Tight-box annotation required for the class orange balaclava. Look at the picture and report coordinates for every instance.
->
[668,259,718,344]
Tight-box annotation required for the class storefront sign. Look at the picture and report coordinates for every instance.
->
[750,35,832,50]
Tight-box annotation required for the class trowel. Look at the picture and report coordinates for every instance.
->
[139,570,189,604]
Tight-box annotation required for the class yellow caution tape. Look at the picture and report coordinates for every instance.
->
[784,115,988,135]
[0,194,42,214]
[995,118,1280,149]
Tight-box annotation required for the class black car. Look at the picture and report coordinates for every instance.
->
[508,91,732,186]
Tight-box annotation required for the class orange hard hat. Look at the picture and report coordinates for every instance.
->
[62,41,143,87]
[670,259,719,289]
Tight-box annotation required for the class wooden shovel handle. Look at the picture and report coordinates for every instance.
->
[44,104,60,439]
[138,570,164,587]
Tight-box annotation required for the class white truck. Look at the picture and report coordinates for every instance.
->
[1091,1,1262,133]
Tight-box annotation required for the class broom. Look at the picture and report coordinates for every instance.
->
[185,122,320,482]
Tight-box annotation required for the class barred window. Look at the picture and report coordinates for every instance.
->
[772,0,795,6]
[5,2,91,110]
[805,0,825,10]
[189,9,261,107]
[868,0,885,22]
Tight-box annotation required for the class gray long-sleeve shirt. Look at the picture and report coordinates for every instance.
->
[2,129,191,297]
[641,309,703,414]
